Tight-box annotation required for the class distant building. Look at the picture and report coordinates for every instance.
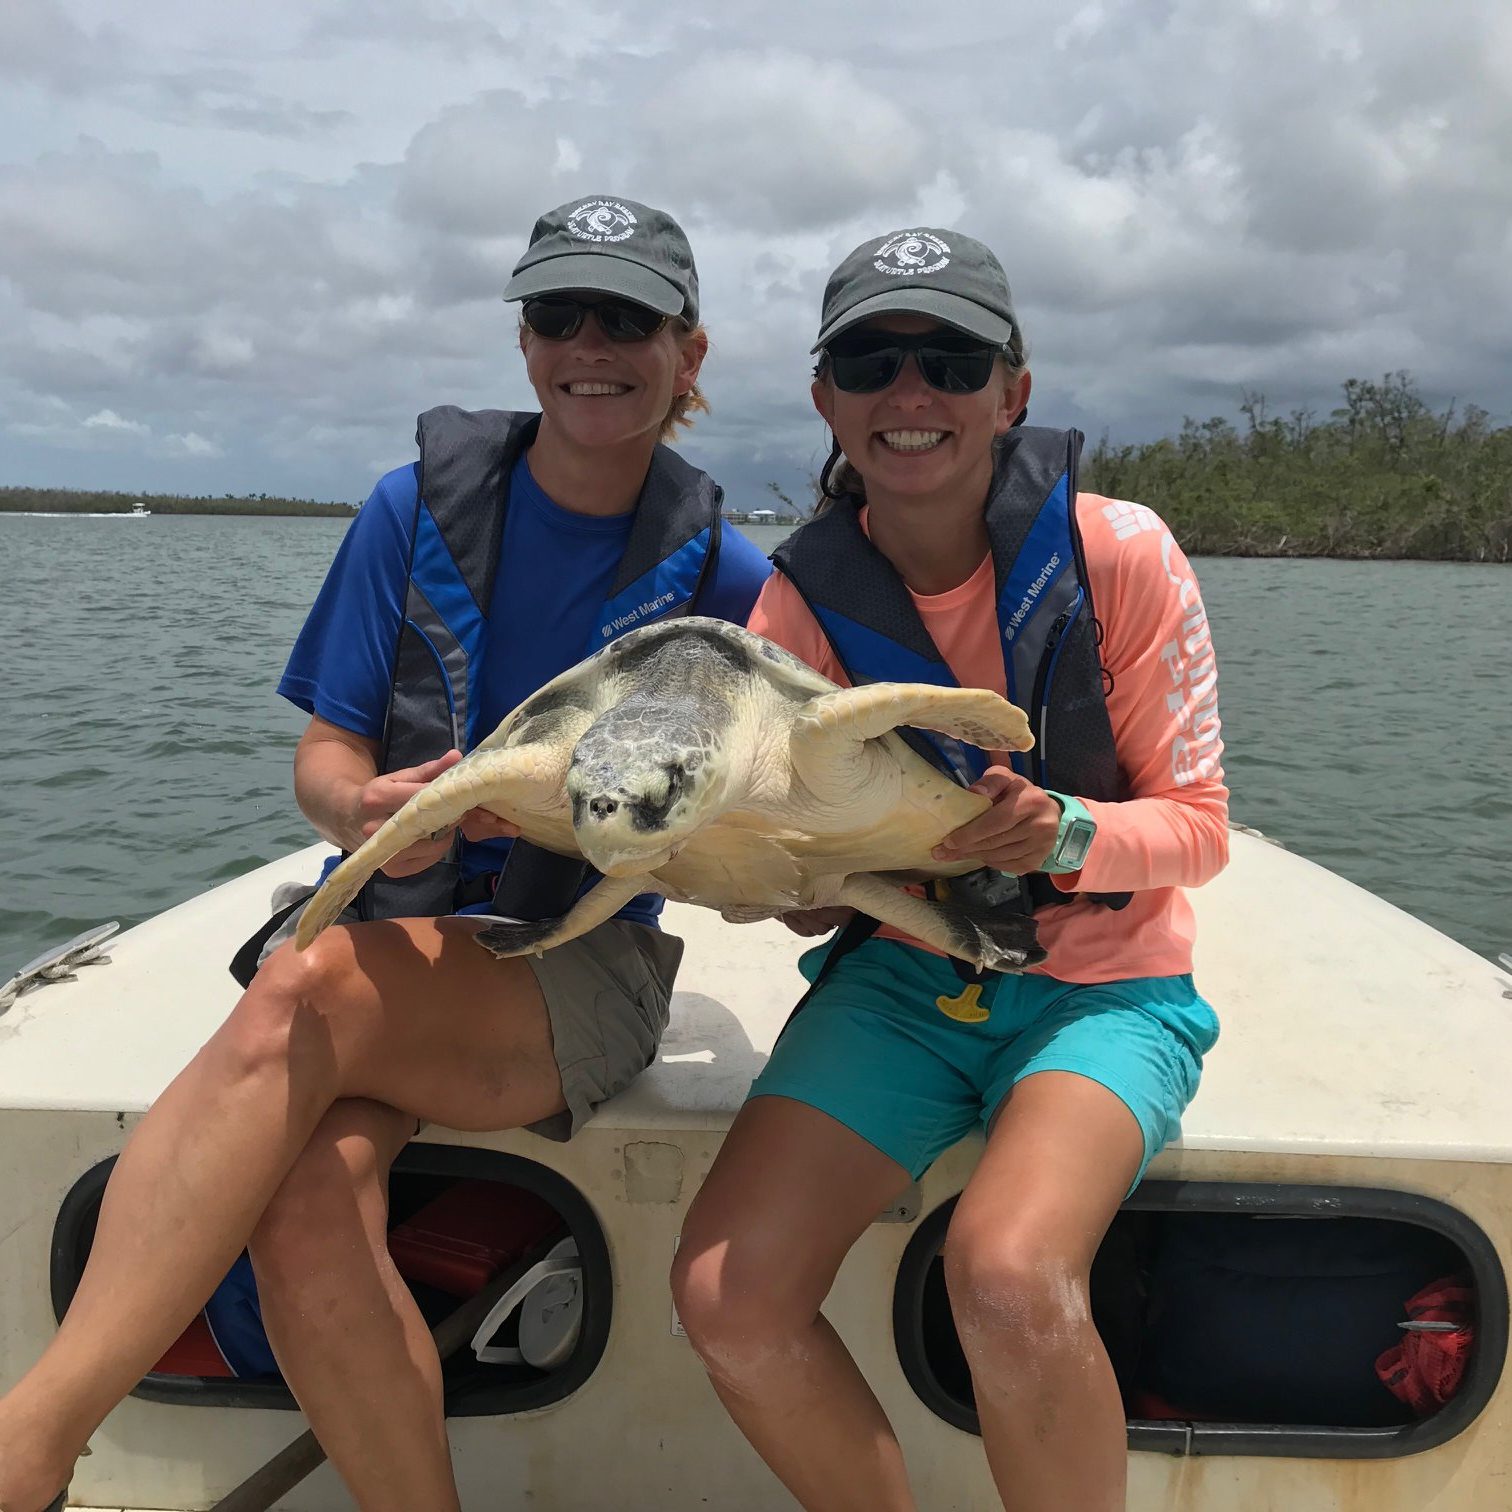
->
[723,505,797,525]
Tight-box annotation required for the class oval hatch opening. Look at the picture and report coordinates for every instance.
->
[51,1142,612,1418]
[893,1181,1507,1459]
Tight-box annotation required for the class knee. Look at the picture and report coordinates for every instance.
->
[942,1220,1093,1373]
[670,1229,813,1386]
[213,934,358,1086]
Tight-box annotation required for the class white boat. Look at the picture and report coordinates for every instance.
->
[3,500,151,519]
[1,832,1508,1510]
[3,509,151,519]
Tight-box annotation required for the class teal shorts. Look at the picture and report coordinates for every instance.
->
[748,937,1220,1187]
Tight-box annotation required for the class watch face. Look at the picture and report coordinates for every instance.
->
[1058,818,1096,871]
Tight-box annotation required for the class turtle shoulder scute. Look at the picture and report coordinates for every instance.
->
[485,673,600,751]
[677,616,839,702]
[605,616,836,703]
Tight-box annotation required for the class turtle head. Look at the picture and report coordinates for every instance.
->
[566,694,730,876]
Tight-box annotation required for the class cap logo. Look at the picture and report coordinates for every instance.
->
[874,231,950,278]
[567,200,637,243]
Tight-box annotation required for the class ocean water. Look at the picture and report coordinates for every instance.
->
[1,513,1507,974]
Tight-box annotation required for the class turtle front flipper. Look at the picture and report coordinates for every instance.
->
[793,683,1034,756]
[834,873,1045,973]
[293,740,573,951]
[474,873,658,959]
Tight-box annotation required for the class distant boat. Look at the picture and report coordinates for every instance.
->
[2,503,153,519]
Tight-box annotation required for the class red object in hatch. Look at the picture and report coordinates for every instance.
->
[153,1312,234,1377]
[1375,1273,1476,1417]
[388,1180,561,1297]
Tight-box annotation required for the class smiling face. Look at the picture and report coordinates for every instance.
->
[521,294,708,453]
[812,313,1031,516]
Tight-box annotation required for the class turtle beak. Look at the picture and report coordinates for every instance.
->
[580,833,679,878]
[594,846,677,878]
[572,791,680,876]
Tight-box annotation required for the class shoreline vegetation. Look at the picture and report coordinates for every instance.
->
[0,487,356,518]
[1084,373,1509,562]
[5,376,1507,559]
[769,374,1509,562]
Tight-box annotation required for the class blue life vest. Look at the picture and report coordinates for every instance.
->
[772,425,1128,912]
[359,406,723,923]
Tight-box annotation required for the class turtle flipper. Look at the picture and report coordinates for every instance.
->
[473,873,658,959]
[293,741,574,951]
[834,872,1045,973]
[793,683,1034,756]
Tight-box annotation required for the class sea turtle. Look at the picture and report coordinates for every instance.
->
[293,617,1046,971]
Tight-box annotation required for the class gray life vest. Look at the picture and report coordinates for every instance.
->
[359,405,724,923]
[772,425,1129,913]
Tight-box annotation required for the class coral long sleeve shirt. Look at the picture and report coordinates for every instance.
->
[746,494,1230,984]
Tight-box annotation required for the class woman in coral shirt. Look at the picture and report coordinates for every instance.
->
[672,227,1229,1512]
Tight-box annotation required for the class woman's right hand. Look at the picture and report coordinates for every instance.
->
[357,750,466,877]
[780,907,856,937]
[356,752,522,877]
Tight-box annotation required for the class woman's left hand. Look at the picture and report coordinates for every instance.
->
[459,808,521,843]
[931,766,1063,875]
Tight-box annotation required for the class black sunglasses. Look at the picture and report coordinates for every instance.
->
[521,295,672,343]
[823,329,1005,395]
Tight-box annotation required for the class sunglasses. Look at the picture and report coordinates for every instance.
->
[823,329,1005,395]
[521,295,673,343]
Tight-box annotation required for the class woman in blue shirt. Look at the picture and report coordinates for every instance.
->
[0,195,770,1512]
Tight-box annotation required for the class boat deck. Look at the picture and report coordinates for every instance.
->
[3,830,1509,1166]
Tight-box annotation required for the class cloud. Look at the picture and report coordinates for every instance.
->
[164,431,222,458]
[0,0,120,94]
[635,51,933,231]
[2,0,350,139]
[1,0,1509,508]
[83,409,149,435]
[393,91,565,238]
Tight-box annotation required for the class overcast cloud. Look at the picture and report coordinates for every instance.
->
[2,0,1510,508]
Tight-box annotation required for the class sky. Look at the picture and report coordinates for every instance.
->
[3,0,1510,509]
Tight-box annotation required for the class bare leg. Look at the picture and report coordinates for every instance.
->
[248,1098,457,1512]
[0,915,565,1511]
[672,1096,917,1512]
[945,1071,1144,1512]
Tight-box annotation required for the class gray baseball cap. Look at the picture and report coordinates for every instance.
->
[503,195,699,322]
[812,227,1020,355]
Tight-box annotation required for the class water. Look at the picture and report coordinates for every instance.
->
[1,515,1507,975]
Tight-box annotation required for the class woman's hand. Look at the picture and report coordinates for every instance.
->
[459,809,522,844]
[340,749,473,877]
[780,907,856,937]
[357,750,460,877]
[359,753,520,877]
[931,766,1063,875]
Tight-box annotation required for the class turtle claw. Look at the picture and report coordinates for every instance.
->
[474,917,561,959]
[922,887,1046,973]
[965,913,1046,972]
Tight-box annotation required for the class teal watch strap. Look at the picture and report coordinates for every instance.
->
[1043,790,1097,874]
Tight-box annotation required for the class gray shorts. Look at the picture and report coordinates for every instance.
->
[257,887,681,1141]
[520,917,682,1140]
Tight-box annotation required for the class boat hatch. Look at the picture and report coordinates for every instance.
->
[49,1144,612,1417]
[894,1182,1507,1459]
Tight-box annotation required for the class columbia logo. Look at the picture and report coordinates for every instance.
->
[1103,500,1163,540]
